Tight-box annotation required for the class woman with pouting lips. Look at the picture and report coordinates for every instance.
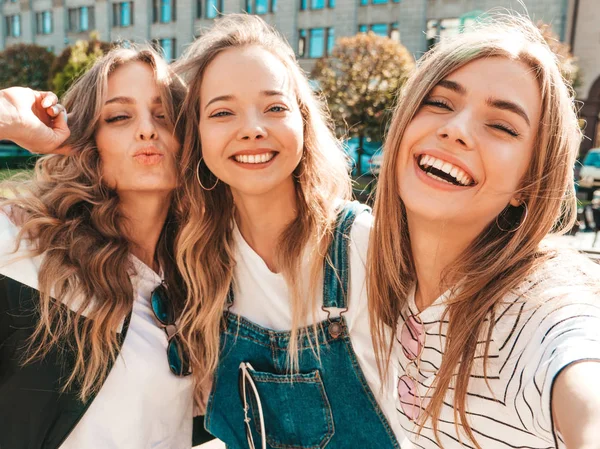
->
[0,47,212,448]
[172,14,404,449]
[368,16,600,449]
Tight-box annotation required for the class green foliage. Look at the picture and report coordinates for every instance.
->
[50,36,114,98]
[312,32,415,174]
[0,44,55,90]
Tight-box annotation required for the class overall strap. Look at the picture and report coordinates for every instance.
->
[322,201,371,310]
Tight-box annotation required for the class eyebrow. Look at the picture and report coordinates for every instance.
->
[105,96,161,105]
[203,90,289,111]
[486,98,531,127]
[436,79,530,127]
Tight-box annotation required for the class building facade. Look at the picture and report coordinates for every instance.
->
[1,0,597,147]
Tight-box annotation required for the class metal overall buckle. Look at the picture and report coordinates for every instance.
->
[321,306,348,339]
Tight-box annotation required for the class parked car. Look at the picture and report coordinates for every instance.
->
[343,138,383,177]
[578,148,600,200]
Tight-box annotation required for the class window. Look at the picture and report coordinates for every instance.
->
[155,38,176,61]
[370,23,388,36]
[298,29,306,57]
[36,11,53,35]
[308,28,324,58]
[113,2,134,27]
[153,0,176,23]
[68,7,94,32]
[360,0,400,4]
[358,24,368,33]
[390,22,400,41]
[205,0,222,18]
[196,0,202,18]
[327,27,335,55]
[426,18,460,48]
[5,15,21,37]
[245,0,276,14]
[300,0,332,10]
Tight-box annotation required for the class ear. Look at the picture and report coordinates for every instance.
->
[509,196,523,207]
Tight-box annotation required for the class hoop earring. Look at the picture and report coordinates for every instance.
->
[496,201,528,232]
[196,158,219,191]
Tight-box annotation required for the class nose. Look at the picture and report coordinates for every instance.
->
[137,114,158,141]
[436,110,474,150]
[237,111,267,141]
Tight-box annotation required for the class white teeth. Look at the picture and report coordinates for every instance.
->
[234,152,275,164]
[418,154,474,186]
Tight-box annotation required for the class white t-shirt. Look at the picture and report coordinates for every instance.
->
[228,211,406,444]
[394,252,600,449]
[0,212,194,449]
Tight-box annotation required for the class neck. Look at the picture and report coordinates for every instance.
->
[233,179,297,273]
[407,214,477,311]
[119,191,172,273]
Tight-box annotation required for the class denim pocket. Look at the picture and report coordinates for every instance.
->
[246,368,335,449]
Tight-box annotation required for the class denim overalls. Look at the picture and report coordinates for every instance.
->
[205,202,400,449]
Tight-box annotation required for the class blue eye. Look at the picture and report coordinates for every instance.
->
[209,111,233,118]
[268,105,288,113]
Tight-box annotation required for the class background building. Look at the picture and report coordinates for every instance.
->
[1,0,598,148]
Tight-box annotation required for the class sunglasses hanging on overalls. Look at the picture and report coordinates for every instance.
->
[151,282,192,376]
[238,362,267,449]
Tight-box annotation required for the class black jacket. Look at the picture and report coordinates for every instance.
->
[0,274,213,449]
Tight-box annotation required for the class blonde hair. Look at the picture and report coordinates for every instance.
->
[173,14,352,404]
[0,46,187,401]
[368,16,582,447]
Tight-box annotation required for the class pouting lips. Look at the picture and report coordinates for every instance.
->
[417,154,475,187]
[233,152,277,164]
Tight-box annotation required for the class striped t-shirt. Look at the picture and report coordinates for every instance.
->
[394,252,600,449]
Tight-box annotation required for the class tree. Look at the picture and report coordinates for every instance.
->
[312,32,415,175]
[537,21,581,90]
[0,44,55,90]
[50,34,114,98]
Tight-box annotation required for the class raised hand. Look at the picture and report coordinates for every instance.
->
[0,87,71,155]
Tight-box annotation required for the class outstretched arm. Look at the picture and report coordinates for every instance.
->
[553,361,600,449]
[0,87,70,155]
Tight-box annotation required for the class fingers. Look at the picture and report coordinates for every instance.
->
[40,91,59,110]
[50,105,72,154]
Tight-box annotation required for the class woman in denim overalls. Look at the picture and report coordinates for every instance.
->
[174,14,403,449]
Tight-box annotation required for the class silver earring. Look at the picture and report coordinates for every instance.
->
[196,158,219,191]
[496,201,528,232]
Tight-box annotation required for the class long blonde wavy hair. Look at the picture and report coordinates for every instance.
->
[173,14,352,402]
[0,47,187,401]
[368,17,582,447]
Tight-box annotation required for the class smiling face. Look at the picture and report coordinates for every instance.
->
[95,61,180,195]
[198,45,304,199]
[396,57,542,233]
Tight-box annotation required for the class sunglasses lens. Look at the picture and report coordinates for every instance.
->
[399,315,425,360]
[151,284,173,325]
[397,374,421,421]
[167,336,191,376]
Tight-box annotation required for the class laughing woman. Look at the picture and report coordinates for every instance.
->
[173,14,403,449]
[368,17,600,449]
[0,48,211,448]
